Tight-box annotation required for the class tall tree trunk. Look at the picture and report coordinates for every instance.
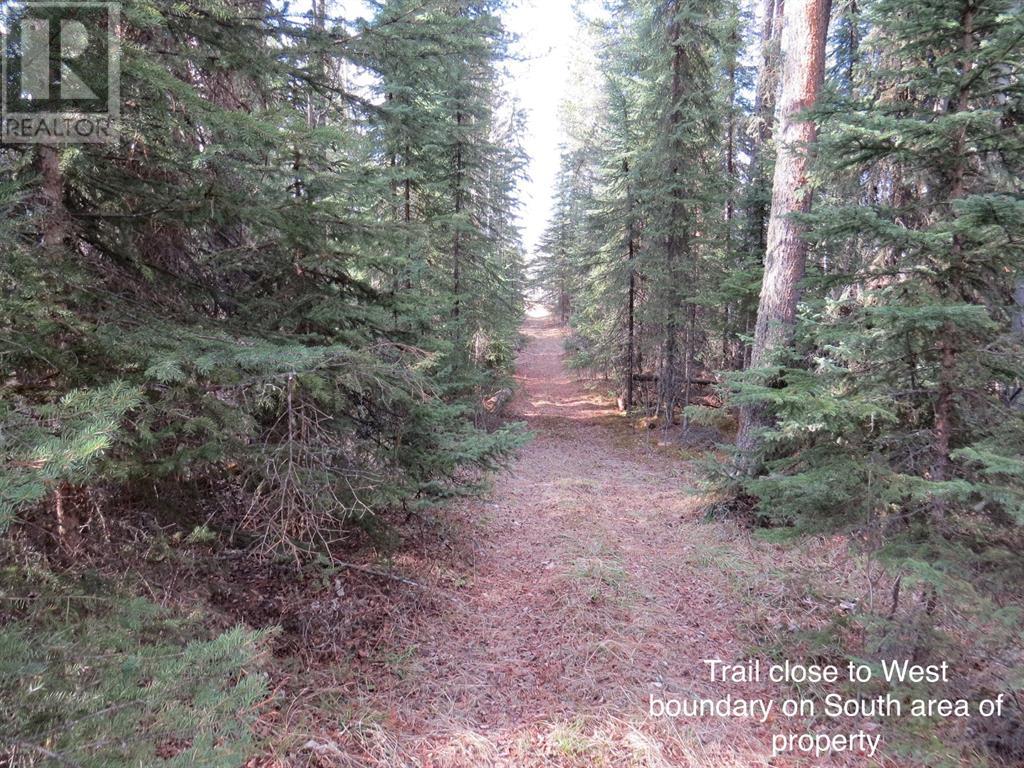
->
[737,0,785,371]
[625,157,637,412]
[746,0,785,260]
[404,146,412,225]
[737,0,831,455]
[452,109,464,331]
[681,301,696,432]
[930,2,975,504]
[658,6,688,429]
[724,22,740,371]
[403,143,414,291]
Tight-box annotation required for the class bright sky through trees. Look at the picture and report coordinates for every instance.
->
[501,0,579,257]
[311,1,584,259]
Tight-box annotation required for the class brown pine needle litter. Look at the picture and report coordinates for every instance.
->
[247,310,896,768]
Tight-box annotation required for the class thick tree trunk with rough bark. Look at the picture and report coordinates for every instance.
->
[737,0,830,455]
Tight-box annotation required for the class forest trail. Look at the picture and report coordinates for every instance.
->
[345,308,832,767]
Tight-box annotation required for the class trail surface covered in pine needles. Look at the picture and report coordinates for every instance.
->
[299,308,874,768]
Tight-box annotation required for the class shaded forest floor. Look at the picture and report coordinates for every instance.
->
[268,308,886,767]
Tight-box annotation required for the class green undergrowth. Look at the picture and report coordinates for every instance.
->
[0,554,270,767]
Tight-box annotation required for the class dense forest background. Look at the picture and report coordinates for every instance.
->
[1,0,1023,765]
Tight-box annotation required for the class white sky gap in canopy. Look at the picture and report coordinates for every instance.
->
[290,0,585,262]
[501,0,579,260]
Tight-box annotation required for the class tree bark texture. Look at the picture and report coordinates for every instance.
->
[737,0,831,454]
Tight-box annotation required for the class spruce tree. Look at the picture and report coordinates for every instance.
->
[1,0,526,555]
[732,0,1024,615]
[535,0,738,425]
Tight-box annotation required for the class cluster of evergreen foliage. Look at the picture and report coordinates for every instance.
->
[535,0,747,422]
[1,0,527,553]
[1,558,269,767]
[742,0,1024,589]
[537,0,1023,758]
[1,0,525,761]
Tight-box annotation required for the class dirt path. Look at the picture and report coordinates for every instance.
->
[339,310,833,767]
